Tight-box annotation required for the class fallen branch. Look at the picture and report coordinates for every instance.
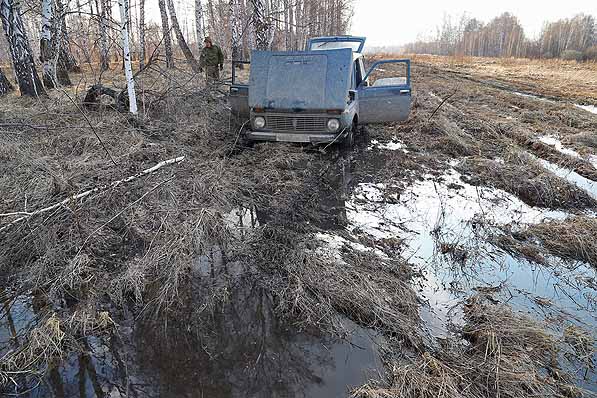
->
[428,90,457,122]
[0,156,185,232]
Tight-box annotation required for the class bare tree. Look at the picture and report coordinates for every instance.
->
[157,0,174,68]
[0,0,46,96]
[99,0,110,70]
[229,0,242,60]
[138,0,146,69]
[40,0,71,88]
[250,0,268,50]
[55,0,79,73]
[40,0,56,87]
[195,0,204,47]
[166,0,201,72]
[118,0,137,113]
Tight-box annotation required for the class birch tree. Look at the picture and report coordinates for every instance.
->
[138,0,146,69]
[0,0,45,96]
[250,0,268,50]
[118,0,137,114]
[157,0,174,68]
[166,0,201,72]
[40,0,56,87]
[99,0,109,70]
[195,0,203,46]
[229,0,241,61]
[55,0,79,73]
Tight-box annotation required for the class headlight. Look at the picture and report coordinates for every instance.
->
[327,118,340,132]
[254,116,266,129]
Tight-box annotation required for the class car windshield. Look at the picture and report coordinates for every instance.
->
[310,40,362,51]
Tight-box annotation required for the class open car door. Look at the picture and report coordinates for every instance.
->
[357,59,411,124]
[229,60,250,123]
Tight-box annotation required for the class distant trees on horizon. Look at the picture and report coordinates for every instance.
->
[403,12,597,61]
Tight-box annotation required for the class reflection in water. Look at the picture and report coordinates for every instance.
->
[131,273,382,398]
[346,166,597,390]
[1,152,392,398]
[1,256,381,398]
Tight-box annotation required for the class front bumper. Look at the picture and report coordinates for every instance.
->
[245,130,343,144]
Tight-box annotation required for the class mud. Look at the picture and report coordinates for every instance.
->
[1,58,597,396]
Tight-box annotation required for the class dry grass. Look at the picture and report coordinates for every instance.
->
[526,216,597,267]
[243,226,423,349]
[462,150,597,209]
[407,54,597,103]
[353,295,584,398]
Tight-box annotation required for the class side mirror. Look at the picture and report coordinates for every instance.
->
[349,90,356,101]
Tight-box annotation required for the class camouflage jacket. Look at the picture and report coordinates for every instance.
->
[199,45,224,68]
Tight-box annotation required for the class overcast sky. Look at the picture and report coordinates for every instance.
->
[350,0,597,47]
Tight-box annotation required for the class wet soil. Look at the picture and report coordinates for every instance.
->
[1,59,597,396]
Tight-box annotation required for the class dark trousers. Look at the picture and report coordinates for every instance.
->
[205,66,220,83]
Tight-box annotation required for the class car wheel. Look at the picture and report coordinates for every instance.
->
[342,127,354,149]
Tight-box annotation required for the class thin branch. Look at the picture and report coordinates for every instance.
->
[0,157,185,232]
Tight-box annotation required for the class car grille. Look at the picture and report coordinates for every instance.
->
[265,114,328,132]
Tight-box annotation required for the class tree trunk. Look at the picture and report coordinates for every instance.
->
[40,0,56,88]
[250,0,268,50]
[55,0,79,73]
[118,0,137,114]
[195,0,203,48]
[138,0,145,70]
[99,0,110,70]
[41,0,71,88]
[157,0,174,68]
[0,0,45,96]
[0,66,14,95]
[166,0,201,72]
[229,0,241,61]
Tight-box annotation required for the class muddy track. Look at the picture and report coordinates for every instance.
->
[1,62,596,397]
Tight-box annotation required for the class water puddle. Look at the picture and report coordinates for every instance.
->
[575,103,597,115]
[531,153,597,201]
[2,264,383,398]
[345,168,596,346]
[540,135,584,159]
[368,139,409,153]
[512,91,597,117]
[513,91,554,103]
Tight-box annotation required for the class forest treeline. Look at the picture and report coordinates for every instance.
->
[403,12,597,61]
[0,0,353,97]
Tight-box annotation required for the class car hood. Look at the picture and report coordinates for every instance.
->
[248,48,353,111]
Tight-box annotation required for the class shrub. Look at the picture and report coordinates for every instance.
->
[561,50,583,61]
[583,45,597,61]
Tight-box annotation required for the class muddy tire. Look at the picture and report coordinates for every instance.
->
[238,125,254,148]
[341,120,358,149]
[342,129,354,148]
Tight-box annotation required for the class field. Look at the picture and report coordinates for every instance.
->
[0,55,596,397]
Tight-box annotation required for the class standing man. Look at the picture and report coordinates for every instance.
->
[199,36,224,83]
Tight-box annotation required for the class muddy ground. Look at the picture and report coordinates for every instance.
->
[0,58,596,397]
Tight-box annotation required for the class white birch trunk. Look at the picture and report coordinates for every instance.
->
[0,0,46,96]
[40,0,55,88]
[118,0,137,114]
[99,0,109,70]
[229,0,241,61]
[250,0,268,50]
[194,0,203,46]
[138,0,145,69]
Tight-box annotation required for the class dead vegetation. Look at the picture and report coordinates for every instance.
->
[461,150,597,209]
[245,227,423,348]
[525,217,597,267]
[408,54,597,104]
[353,295,586,398]
[1,57,596,395]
